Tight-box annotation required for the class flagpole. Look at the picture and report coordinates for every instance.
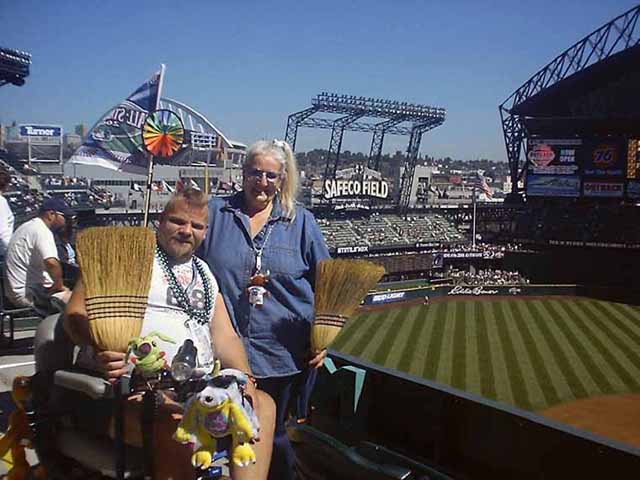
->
[142,64,166,228]
[143,155,155,227]
[472,187,477,249]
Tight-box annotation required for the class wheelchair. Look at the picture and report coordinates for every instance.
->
[29,313,228,480]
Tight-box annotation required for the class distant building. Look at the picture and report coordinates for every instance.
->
[74,123,88,140]
[63,133,82,149]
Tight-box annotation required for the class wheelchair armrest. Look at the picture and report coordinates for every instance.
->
[54,371,114,400]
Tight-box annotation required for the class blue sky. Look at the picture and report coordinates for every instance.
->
[1,0,637,161]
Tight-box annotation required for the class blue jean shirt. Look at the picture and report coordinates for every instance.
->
[198,193,330,378]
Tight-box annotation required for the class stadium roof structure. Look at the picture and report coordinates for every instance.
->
[0,47,31,87]
[158,97,234,150]
[499,4,640,197]
[285,92,446,211]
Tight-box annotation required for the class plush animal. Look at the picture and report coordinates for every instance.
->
[0,376,45,480]
[127,331,176,377]
[173,369,260,469]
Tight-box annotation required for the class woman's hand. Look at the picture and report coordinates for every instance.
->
[95,350,129,382]
[308,349,327,369]
[244,378,260,428]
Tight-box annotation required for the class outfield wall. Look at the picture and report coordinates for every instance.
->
[364,283,640,306]
[364,284,577,305]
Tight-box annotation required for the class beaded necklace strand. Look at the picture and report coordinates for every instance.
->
[156,246,213,326]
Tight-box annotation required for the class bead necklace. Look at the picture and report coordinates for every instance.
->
[156,246,212,326]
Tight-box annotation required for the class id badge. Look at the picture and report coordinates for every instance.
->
[185,319,215,373]
[248,285,266,306]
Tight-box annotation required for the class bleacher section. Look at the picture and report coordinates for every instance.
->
[318,213,466,250]
[0,160,112,223]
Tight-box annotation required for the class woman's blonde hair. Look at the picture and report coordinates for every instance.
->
[244,140,299,220]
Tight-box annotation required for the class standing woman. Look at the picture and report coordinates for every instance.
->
[200,140,330,480]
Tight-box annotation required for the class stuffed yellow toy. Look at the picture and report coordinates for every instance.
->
[173,369,259,469]
[0,376,45,480]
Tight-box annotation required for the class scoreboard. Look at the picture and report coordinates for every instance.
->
[526,137,640,199]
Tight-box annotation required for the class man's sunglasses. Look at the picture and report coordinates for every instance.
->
[245,168,281,183]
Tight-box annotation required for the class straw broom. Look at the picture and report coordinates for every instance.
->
[76,226,156,353]
[311,259,385,352]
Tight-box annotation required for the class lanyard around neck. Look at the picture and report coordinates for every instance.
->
[253,223,275,274]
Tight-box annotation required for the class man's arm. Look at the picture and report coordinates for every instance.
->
[210,294,259,404]
[63,277,93,346]
[211,294,251,374]
[64,277,129,380]
[43,257,66,293]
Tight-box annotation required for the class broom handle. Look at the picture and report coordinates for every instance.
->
[143,154,155,227]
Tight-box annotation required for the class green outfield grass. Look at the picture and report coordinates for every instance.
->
[331,297,640,412]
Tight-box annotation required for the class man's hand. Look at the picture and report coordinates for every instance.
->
[308,349,327,369]
[95,351,129,382]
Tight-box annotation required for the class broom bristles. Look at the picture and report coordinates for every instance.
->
[312,259,385,351]
[76,226,156,353]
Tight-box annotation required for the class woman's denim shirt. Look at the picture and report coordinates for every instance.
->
[199,193,330,378]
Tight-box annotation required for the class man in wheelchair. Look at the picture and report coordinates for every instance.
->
[35,188,275,480]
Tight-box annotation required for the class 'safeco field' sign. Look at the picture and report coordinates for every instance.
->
[323,179,389,199]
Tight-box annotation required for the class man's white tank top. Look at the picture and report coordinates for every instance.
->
[76,252,218,373]
[140,253,219,368]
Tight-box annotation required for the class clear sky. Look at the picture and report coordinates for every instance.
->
[1,0,637,161]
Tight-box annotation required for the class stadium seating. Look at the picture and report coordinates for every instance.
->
[318,213,466,249]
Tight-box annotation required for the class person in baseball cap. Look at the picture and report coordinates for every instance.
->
[40,197,76,220]
[4,197,75,312]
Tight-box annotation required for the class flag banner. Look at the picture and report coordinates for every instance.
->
[69,67,167,173]
[468,173,494,198]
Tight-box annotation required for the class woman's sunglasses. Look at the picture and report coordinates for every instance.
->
[245,168,282,183]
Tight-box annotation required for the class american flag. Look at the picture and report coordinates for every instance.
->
[469,173,493,198]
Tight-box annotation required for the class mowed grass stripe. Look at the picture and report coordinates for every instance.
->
[501,301,547,411]
[494,301,531,410]
[512,300,561,408]
[553,300,620,393]
[435,301,458,385]
[475,301,497,400]
[450,301,468,391]
[421,302,448,380]
[571,301,640,389]
[540,300,610,395]
[407,304,440,377]
[483,301,516,406]
[357,309,403,362]
[332,311,385,355]
[591,301,640,346]
[372,306,420,369]
[606,302,640,336]
[529,300,588,400]
[582,301,640,367]
[464,301,482,395]
[397,305,431,373]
